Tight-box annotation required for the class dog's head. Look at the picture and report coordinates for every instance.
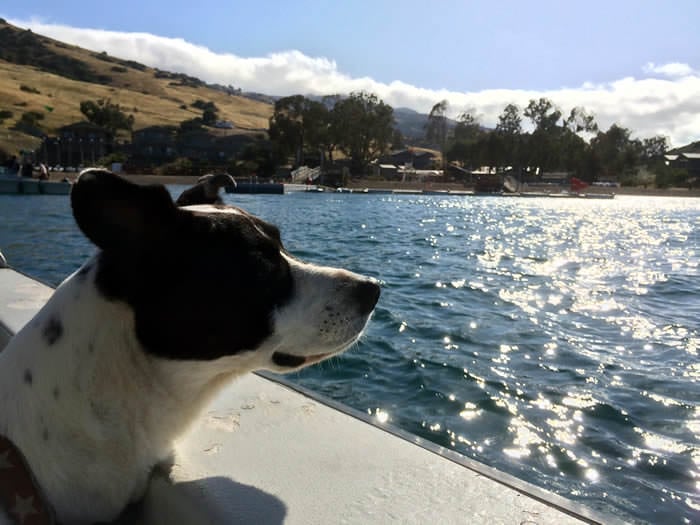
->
[70,169,379,372]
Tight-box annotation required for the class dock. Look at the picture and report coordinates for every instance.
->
[0,265,618,524]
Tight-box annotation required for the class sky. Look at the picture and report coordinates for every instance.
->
[3,0,700,146]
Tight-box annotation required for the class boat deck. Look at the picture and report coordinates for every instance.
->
[0,267,618,524]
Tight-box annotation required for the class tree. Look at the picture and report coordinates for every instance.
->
[564,106,598,135]
[391,128,405,150]
[190,99,219,125]
[268,95,329,166]
[268,95,305,165]
[332,91,394,174]
[495,104,522,168]
[524,98,562,133]
[523,98,564,171]
[301,98,331,165]
[13,110,45,136]
[202,107,218,126]
[79,98,134,135]
[640,135,668,161]
[447,111,484,169]
[496,104,522,136]
[317,95,344,165]
[454,111,481,142]
[238,142,276,178]
[177,117,204,139]
[425,100,449,147]
[590,124,639,179]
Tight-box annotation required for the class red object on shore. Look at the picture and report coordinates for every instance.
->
[570,177,589,192]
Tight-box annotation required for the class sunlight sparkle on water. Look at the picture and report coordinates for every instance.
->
[374,409,389,424]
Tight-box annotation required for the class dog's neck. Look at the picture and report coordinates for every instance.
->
[0,260,244,523]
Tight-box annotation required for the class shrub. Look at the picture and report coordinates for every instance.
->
[12,110,44,136]
[123,60,147,71]
[191,99,218,112]
[97,152,127,167]
[95,51,116,63]
[19,84,40,94]
[655,167,688,188]
[20,110,44,123]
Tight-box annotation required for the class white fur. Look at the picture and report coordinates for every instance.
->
[0,248,375,523]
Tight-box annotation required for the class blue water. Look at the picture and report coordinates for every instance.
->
[1,189,699,524]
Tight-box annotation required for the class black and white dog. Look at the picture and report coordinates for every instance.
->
[0,169,379,524]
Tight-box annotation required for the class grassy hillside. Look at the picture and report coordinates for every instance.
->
[0,19,273,156]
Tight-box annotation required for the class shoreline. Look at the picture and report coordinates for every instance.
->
[47,172,700,197]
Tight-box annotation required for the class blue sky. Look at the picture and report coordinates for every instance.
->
[3,1,700,145]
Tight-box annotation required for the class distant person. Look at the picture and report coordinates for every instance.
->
[39,163,49,180]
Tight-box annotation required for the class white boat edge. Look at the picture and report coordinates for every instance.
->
[0,264,624,524]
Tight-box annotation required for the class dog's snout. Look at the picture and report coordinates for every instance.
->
[352,279,381,315]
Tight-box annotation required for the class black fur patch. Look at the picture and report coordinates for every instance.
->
[272,352,306,368]
[76,262,93,280]
[72,171,293,360]
[43,316,63,345]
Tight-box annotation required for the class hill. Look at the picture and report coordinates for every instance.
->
[0,19,273,156]
[0,18,460,159]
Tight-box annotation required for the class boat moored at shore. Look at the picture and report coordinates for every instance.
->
[0,174,72,195]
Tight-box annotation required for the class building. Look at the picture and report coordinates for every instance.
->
[666,152,700,180]
[381,149,438,170]
[40,122,113,166]
[129,126,255,168]
[131,126,178,163]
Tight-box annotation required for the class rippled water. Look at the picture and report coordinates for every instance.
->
[1,190,698,524]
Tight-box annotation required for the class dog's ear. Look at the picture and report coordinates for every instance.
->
[175,173,235,206]
[71,169,177,251]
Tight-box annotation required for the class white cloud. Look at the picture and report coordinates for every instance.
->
[643,62,695,78]
[9,18,700,147]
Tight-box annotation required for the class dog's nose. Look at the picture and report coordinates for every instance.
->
[353,279,381,315]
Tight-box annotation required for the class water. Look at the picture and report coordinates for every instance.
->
[1,190,699,524]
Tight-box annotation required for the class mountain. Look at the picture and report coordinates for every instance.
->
[0,18,448,156]
[393,107,458,142]
[0,19,273,155]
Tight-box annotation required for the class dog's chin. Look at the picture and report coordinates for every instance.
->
[271,337,361,371]
[271,351,333,369]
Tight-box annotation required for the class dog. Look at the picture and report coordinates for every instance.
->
[0,169,380,524]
